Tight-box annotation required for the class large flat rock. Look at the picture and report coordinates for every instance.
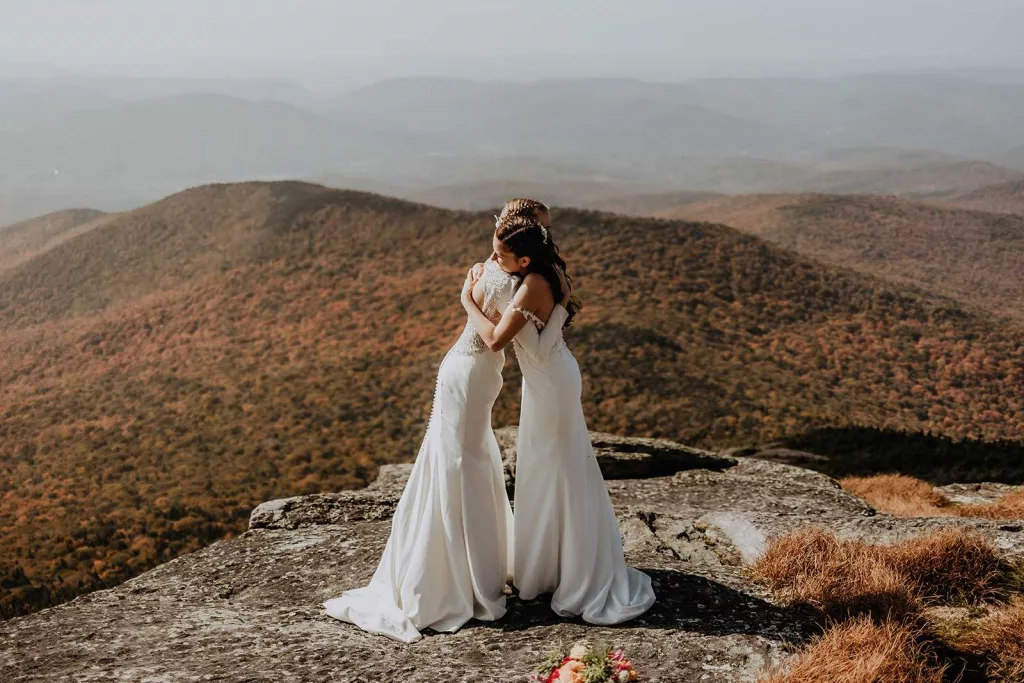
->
[3,429,1022,682]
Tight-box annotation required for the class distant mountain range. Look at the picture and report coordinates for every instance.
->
[0,208,106,272]
[3,71,1024,223]
[926,179,1024,216]
[325,74,1024,165]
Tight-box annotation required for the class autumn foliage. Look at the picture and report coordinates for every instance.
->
[3,181,1024,618]
[665,192,1024,320]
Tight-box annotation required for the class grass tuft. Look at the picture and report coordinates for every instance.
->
[956,599,1024,682]
[841,475,952,517]
[840,474,1024,520]
[758,616,945,683]
[749,527,920,623]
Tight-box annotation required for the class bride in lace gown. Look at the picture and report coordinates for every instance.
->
[322,258,518,643]
[463,209,656,625]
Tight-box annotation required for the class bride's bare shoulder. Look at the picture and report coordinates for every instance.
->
[515,273,555,311]
[521,272,552,292]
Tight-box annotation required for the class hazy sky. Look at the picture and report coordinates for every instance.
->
[2,0,1022,88]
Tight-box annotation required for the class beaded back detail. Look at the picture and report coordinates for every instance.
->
[452,261,515,355]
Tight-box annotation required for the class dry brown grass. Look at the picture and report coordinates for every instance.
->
[755,526,1021,681]
[840,475,953,517]
[749,528,920,622]
[953,599,1024,682]
[758,616,946,683]
[879,528,1010,605]
[957,490,1024,520]
[750,528,1008,622]
[841,475,1024,520]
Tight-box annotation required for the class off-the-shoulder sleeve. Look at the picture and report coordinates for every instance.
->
[536,304,568,354]
[511,303,568,359]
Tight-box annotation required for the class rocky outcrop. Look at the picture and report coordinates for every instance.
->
[3,429,1022,682]
[494,426,734,494]
[937,482,1023,506]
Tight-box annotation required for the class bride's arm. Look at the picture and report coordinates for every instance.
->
[461,269,542,352]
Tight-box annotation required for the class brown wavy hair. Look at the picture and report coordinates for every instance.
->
[494,214,580,326]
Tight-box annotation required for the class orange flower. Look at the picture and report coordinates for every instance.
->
[556,660,585,683]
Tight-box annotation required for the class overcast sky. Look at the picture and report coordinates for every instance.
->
[2,0,1022,88]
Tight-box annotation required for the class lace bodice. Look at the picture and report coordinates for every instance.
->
[452,260,515,355]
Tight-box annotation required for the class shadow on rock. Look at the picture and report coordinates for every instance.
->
[463,568,817,643]
[780,426,1024,485]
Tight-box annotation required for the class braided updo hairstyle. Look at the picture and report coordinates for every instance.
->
[496,197,550,225]
[494,214,581,327]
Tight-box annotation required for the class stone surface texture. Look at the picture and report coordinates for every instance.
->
[2,429,1022,682]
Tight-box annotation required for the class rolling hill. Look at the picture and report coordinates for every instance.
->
[662,193,1024,320]
[404,179,720,214]
[798,160,1024,196]
[0,93,439,189]
[3,181,1024,620]
[928,179,1024,216]
[674,73,1024,160]
[386,159,1024,214]
[0,208,106,273]
[326,78,799,163]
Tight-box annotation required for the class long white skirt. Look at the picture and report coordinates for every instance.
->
[514,343,655,623]
[323,348,514,643]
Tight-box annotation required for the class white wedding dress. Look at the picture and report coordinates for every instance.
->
[512,303,656,623]
[323,260,516,643]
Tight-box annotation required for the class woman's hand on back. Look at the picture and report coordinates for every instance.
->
[462,265,482,305]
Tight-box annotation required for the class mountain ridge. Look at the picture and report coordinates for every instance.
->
[3,180,1024,621]
[0,208,106,273]
[661,192,1024,320]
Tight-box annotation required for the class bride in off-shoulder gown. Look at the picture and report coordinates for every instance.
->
[512,297,656,624]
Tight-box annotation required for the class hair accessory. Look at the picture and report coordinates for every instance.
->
[541,225,550,244]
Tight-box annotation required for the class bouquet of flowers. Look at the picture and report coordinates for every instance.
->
[531,642,639,683]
